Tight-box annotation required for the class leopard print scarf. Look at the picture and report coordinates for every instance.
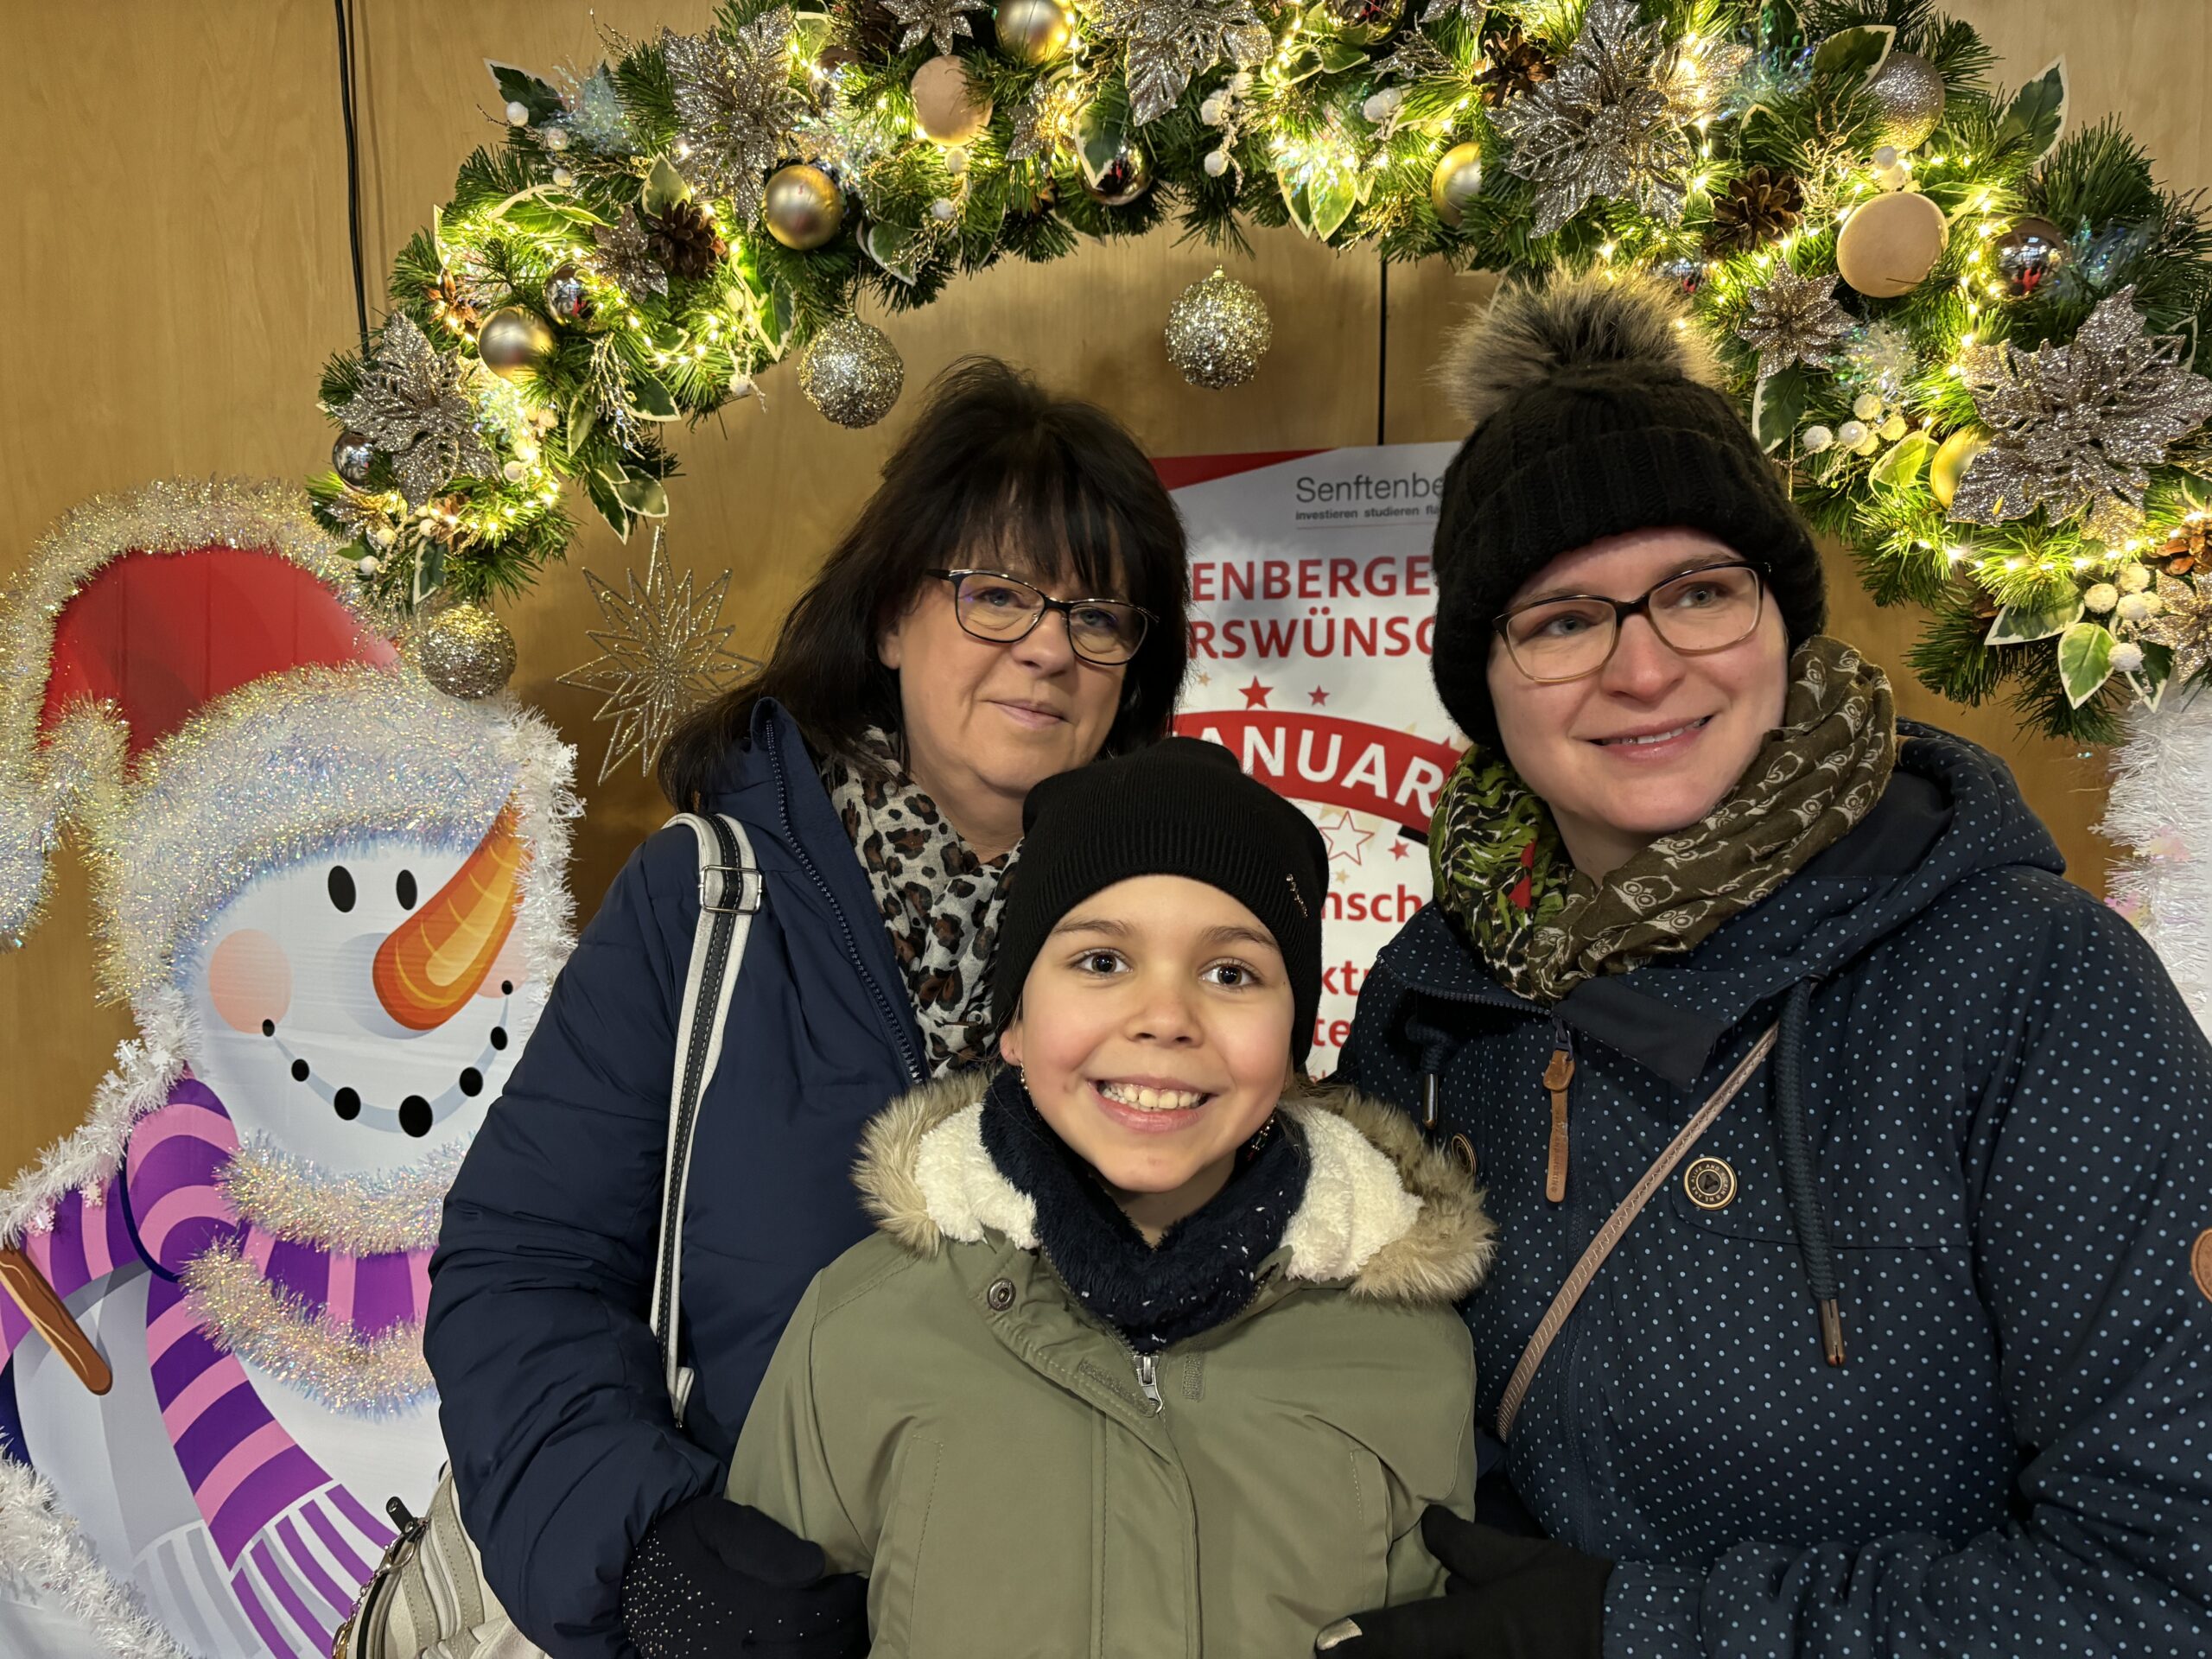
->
[1430,636,1896,1004]
[821,728,1018,1075]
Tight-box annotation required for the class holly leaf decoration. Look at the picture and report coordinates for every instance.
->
[1751,368,1807,454]
[486,60,564,124]
[1809,25,1894,86]
[1869,431,1937,488]
[642,156,690,217]
[2124,639,2174,710]
[626,370,681,421]
[1998,59,2068,162]
[2056,620,2115,707]
[1986,598,2083,646]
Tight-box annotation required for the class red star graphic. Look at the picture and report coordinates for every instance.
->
[1239,677,1273,709]
[1389,840,1411,860]
[1316,810,1376,865]
[1308,685,1331,706]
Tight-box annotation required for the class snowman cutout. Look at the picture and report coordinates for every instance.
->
[0,482,575,1659]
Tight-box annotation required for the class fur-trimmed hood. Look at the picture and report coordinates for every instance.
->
[854,1071,1495,1304]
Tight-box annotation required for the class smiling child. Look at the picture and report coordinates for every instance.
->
[724,737,1494,1656]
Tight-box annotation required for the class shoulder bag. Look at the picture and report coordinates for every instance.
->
[334,813,761,1659]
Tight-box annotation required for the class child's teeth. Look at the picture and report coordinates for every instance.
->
[1100,1082,1205,1111]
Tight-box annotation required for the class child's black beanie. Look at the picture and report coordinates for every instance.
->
[992,738,1330,1065]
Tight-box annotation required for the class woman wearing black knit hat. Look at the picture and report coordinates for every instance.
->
[1323,270,2212,1658]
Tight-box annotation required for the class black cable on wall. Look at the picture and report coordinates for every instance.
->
[335,0,369,347]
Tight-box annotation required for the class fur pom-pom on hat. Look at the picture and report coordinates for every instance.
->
[1440,269,1726,427]
[1427,267,1827,747]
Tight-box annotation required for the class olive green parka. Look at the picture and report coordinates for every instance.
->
[727,1071,1497,1657]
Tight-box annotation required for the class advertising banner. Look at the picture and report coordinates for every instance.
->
[1160,443,1465,1075]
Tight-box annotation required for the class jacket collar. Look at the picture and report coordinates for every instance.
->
[1376,723,2063,1087]
[855,1070,1495,1304]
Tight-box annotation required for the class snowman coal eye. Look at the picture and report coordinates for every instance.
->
[397,869,418,910]
[327,866,356,912]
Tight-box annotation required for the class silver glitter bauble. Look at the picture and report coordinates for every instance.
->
[1322,0,1403,44]
[476,306,557,380]
[416,603,518,699]
[542,264,594,325]
[1993,216,2068,300]
[1866,50,1945,150]
[995,0,1071,65]
[1165,269,1272,390]
[799,315,905,428]
[332,429,376,486]
[1075,107,1152,206]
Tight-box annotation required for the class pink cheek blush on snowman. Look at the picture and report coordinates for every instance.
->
[0,482,575,1659]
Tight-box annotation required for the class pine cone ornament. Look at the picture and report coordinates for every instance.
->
[2163,521,2208,576]
[840,0,906,61]
[646,200,728,280]
[1477,27,1554,107]
[1703,166,1804,255]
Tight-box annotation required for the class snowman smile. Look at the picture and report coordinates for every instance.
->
[261,981,517,1138]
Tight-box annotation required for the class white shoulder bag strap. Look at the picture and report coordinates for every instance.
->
[650,812,761,1426]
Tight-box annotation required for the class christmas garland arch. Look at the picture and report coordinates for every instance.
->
[315,0,2212,741]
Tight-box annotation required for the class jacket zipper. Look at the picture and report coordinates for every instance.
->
[1133,1352,1162,1410]
[766,732,926,1084]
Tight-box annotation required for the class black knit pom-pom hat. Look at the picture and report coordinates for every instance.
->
[992,738,1332,1065]
[1429,269,1828,746]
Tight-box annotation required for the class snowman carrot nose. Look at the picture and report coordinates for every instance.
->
[373,802,530,1032]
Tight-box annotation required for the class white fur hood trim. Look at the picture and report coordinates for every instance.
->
[854,1073,1494,1303]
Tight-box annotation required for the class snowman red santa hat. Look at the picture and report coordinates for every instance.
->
[0,478,575,1239]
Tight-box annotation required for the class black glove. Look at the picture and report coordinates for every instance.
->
[620,1494,869,1656]
[1313,1504,1612,1659]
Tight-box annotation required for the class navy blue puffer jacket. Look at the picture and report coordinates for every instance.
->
[425,701,927,1658]
[1338,724,2212,1655]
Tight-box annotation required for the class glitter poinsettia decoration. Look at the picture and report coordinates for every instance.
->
[328,315,498,508]
[1949,286,2212,547]
[2133,569,2212,689]
[1736,267,1852,380]
[661,13,810,219]
[1090,0,1273,125]
[1494,0,1742,235]
[559,533,756,781]
[883,0,990,53]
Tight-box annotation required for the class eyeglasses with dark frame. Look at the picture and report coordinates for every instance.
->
[1492,562,1767,684]
[925,569,1156,666]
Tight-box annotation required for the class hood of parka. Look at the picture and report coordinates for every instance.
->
[854,1070,1496,1305]
[1378,721,2065,1087]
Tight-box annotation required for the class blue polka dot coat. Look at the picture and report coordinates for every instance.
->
[1337,724,2212,1655]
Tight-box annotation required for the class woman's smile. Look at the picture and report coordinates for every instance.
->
[1586,713,1716,761]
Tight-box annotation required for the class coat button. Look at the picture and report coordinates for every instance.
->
[1683,1155,1738,1210]
[986,1277,1016,1311]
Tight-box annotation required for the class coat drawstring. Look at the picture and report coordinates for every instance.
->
[1404,1012,1461,1138]
[1770,979,1847,1367]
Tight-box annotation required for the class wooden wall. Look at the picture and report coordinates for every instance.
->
[3,1,2208,1179]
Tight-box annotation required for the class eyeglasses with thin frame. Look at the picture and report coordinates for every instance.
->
[1493,562,1766,683]
[926,569,1155,665]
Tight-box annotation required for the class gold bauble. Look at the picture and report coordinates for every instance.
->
[1322,0,1404,43]
[416,603,518,699]
[995,0,1071,65]
[1429,143,1484,228]
[1866,50,1946,150]
[1835,189,1948,298]
[762,163,847,250]
[911,54,993,145]
[475,307,556,380]
[1075,106,1151,207]
[1929,427,1991,510]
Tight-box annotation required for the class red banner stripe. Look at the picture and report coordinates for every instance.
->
[1172,710,1460,838]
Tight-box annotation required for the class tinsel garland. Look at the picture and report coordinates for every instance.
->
[0,1461,191,1659]
[2101,697,2212,1032]
[178,1241,435,1415]
[220,1138,465,1255]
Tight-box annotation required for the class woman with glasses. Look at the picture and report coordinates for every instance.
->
[425,358,1188,1659]
[1320,270,2212,1658]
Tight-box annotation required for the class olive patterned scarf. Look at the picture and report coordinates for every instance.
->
[1431,637,1897,1004]
[821,728,1018,1075]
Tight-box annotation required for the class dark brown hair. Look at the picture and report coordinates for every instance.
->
[658,357,1191,810]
